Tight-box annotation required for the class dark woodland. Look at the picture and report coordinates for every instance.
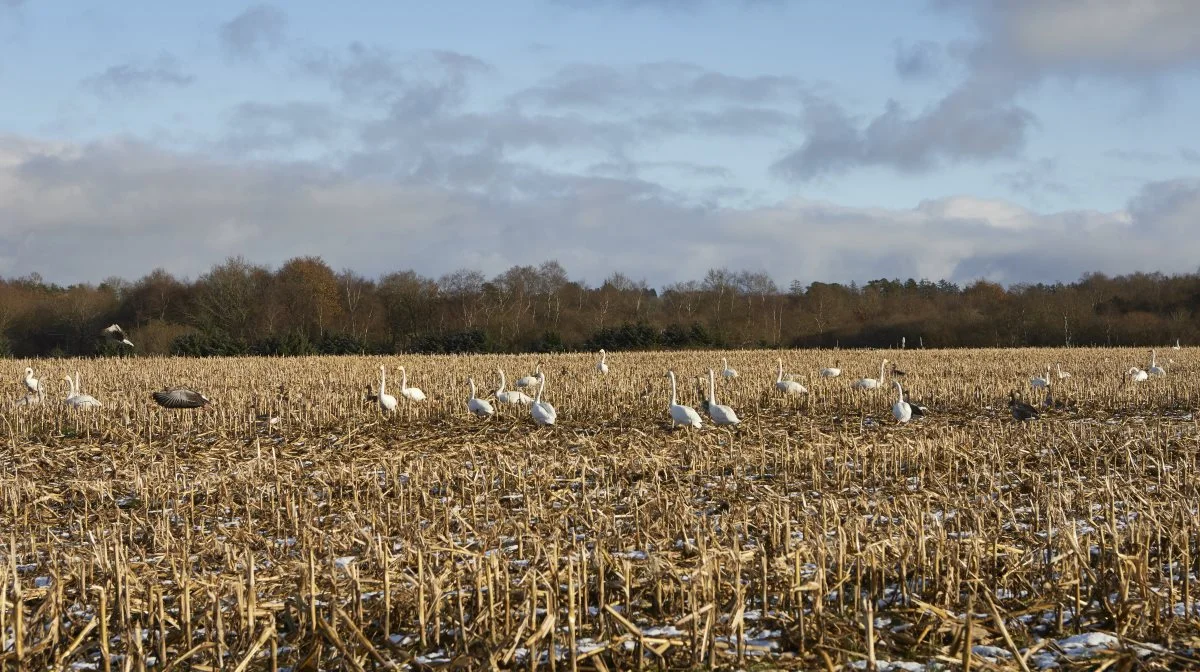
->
[0,255,1194,357]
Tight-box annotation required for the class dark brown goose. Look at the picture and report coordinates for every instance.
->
[152,387,212,409]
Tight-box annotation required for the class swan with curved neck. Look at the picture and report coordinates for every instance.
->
[63,372,102,408]
[852,359,889,390]
[667,370,702,429]
[531,373,557,426]
[377,365,398,412]
[398,366,427,401]
[775,359,807,395]
[467,377,494,418]
[23,367,41,395]
[721,357,738,379]
[820,360,841,378]
[706,368,739,425]
[496,368,533,404]
[1149,349,1166,376]
[596,349,609,375]
[891,380,911,423]
[517,362,544,388]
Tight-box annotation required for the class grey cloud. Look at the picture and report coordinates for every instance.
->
[299,44,488,106]
[773,87,1034,181]
[995,158,1071,205]
[517,61,808,109]
[1,135,1196,289]
[1181,148,1200,163]
[220,102,341,155]
[1104,149,1172,164]
[894,40,941,79]
[949,0,1200,79]
[81,54,194,97]
[220,4,287,61]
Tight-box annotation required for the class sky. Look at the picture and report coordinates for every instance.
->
[1,0,1198,290]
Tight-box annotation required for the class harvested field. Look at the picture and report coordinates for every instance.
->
[3,347,1200,670]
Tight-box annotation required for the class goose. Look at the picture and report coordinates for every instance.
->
[467,378,495,418]
[721,358,738,379]
[1008,391,1039,421]
[103,324,134,348]
[64,373,102,408]
[23,367,42,395]
[666,370,702,429]
[364,384,378,403]
[1055,363,1071,379]
[1030,365,1051,389]
[596,349,609,375]
[13,390,43,407]
[1148,349,1166,377]
[376,365,398,412]
[705,368,740,426]
[1127,366,1150,383]
[1042,383,1074,412]
[851,359,889,390]
[397,366,427,401]
[889,363,907,377]
[775,359,807,394]
[891,380,912,423]
[152,386,212,409]
[516,362,543,388]
[819,360,841,378]
[495,369,534,404]
[530,374,557,426]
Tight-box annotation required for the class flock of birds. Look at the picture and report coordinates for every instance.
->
[7,326,1184,429]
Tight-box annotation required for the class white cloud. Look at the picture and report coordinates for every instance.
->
[1,135,1195,289]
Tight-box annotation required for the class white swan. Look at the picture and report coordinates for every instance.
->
[775,359,807,395]
[891,380,911,423]
[398,366,427,401]
[596,349,609,375]
[1127,366,1150,383]
[23,367,42,395]
[1055,363,1071,379]
[705,368,740,426]
[64,373,102,409]
[531,374,557,426]
[667,370,702,429]
[1030,365,1050,389]
[819,360,841,378]
[516,362,543,388]
[1149,349,1166,376]
[721,357,738,379]
[467,378,494,418]
[851,359,889,390]
[1174,338,1181,350]
[495,369,534,404]
[377,365,398,412]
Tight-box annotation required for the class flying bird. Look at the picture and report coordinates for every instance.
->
[152,386,212,409]
[103,324,134,348]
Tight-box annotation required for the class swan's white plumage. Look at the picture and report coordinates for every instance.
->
[706,368,739,426]
[721,357,738,379]
[851,359,889,390]
[398,366,427,401]
[1030,365,1050,389]
[891,380,911,423]
[23,367,41,395]
[1128,366,1149,383]
[495,369,534,404]
[596,349,609,375]
[667,370,702,429]
[819,361,841,378]
[1148,349,1166,376]
[775,359,807,395]
[531,374,556,426]
[64,373,102,408]
[467,378,494,417]
[377,365,398,412]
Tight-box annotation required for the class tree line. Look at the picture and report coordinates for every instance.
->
[0,255,1194,358]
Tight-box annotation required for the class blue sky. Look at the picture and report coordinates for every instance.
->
[1,0,1199,288]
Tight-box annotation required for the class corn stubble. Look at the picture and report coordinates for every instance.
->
[1,347,1198,670]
